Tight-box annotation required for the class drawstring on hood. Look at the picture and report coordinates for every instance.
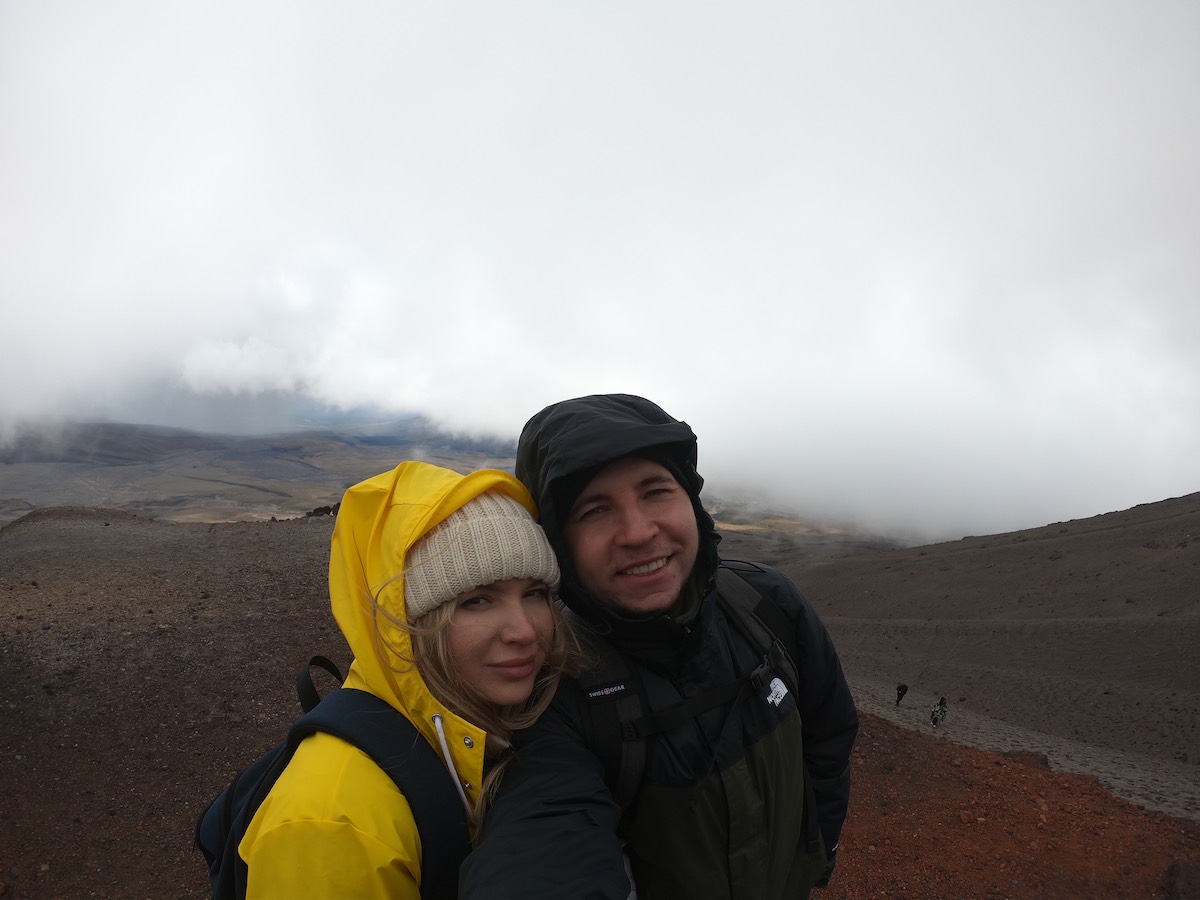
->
[432,714,473,818]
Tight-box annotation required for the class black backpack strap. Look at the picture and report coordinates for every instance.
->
[715,564,821,854]
[623,677,756,739]
[296,655,344,713]
[577,632,648,812]
[289,689,472,900]
[715,565,800,691]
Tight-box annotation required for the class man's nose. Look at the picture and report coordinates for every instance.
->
[614,505,657,545]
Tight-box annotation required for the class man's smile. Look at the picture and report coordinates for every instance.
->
[621,557,669,576]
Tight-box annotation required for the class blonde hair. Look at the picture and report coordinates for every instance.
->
[371,581,583,838]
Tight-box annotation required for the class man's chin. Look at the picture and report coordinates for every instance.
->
[605,591,679,618]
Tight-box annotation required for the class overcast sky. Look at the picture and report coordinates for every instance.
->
[2,2,1197,540]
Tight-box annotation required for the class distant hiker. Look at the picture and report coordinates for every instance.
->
[896,683,908,706]
[461,393,859,899]
[236,463,581,898]
[931,696,948,727]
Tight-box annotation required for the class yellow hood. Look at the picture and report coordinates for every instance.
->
[329,461,539,807]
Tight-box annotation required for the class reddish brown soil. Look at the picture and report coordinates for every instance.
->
[1,507,1198,899]
[829,713,1200,900]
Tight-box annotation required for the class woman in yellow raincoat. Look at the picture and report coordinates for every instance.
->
[238,461,577,898]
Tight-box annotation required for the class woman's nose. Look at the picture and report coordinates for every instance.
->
[501,604,539,643]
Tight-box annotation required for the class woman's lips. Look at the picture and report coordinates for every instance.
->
[490,656,538,679]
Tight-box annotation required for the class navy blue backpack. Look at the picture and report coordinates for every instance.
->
[195,657,471,900]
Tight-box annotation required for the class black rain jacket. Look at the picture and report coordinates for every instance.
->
[460,394,859,899]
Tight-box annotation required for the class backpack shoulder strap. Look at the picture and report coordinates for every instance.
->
[290,688,472,900]
[575,629,648,812]
[715,563,822,855]
[715,563,801,691]
[296,654,343,713]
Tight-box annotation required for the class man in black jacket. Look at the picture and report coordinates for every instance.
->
[460,394,858,899]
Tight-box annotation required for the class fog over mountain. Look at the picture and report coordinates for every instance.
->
[3,3,1197,539]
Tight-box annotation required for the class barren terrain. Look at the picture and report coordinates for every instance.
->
[1,430,1198,898]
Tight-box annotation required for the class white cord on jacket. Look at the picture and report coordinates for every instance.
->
[431,714,472,817]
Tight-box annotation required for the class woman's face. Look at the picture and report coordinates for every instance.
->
[447,577,554,707]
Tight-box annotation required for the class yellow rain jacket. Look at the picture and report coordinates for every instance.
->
[239,461,540,899]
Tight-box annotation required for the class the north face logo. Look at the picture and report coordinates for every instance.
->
[765,677,788,707]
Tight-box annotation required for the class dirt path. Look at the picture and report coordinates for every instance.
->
[849,675,1200,823]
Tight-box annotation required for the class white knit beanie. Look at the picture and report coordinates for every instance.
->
[404,491,560,622]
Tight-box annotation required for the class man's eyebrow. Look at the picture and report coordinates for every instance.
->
[569,489,609,514]
[569,473,677,514]
[638,473,676,489]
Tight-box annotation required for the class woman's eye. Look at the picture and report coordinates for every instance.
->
[458,595,488,610]
[525,586,550,600]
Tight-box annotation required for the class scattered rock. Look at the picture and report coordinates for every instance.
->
[304,502,341,518]
[1161,859,1200,899]
[1002,750,1052,771]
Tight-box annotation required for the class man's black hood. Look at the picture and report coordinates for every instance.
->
[515,394,721,667]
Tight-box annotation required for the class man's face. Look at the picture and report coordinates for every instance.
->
[562,456,700,615]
